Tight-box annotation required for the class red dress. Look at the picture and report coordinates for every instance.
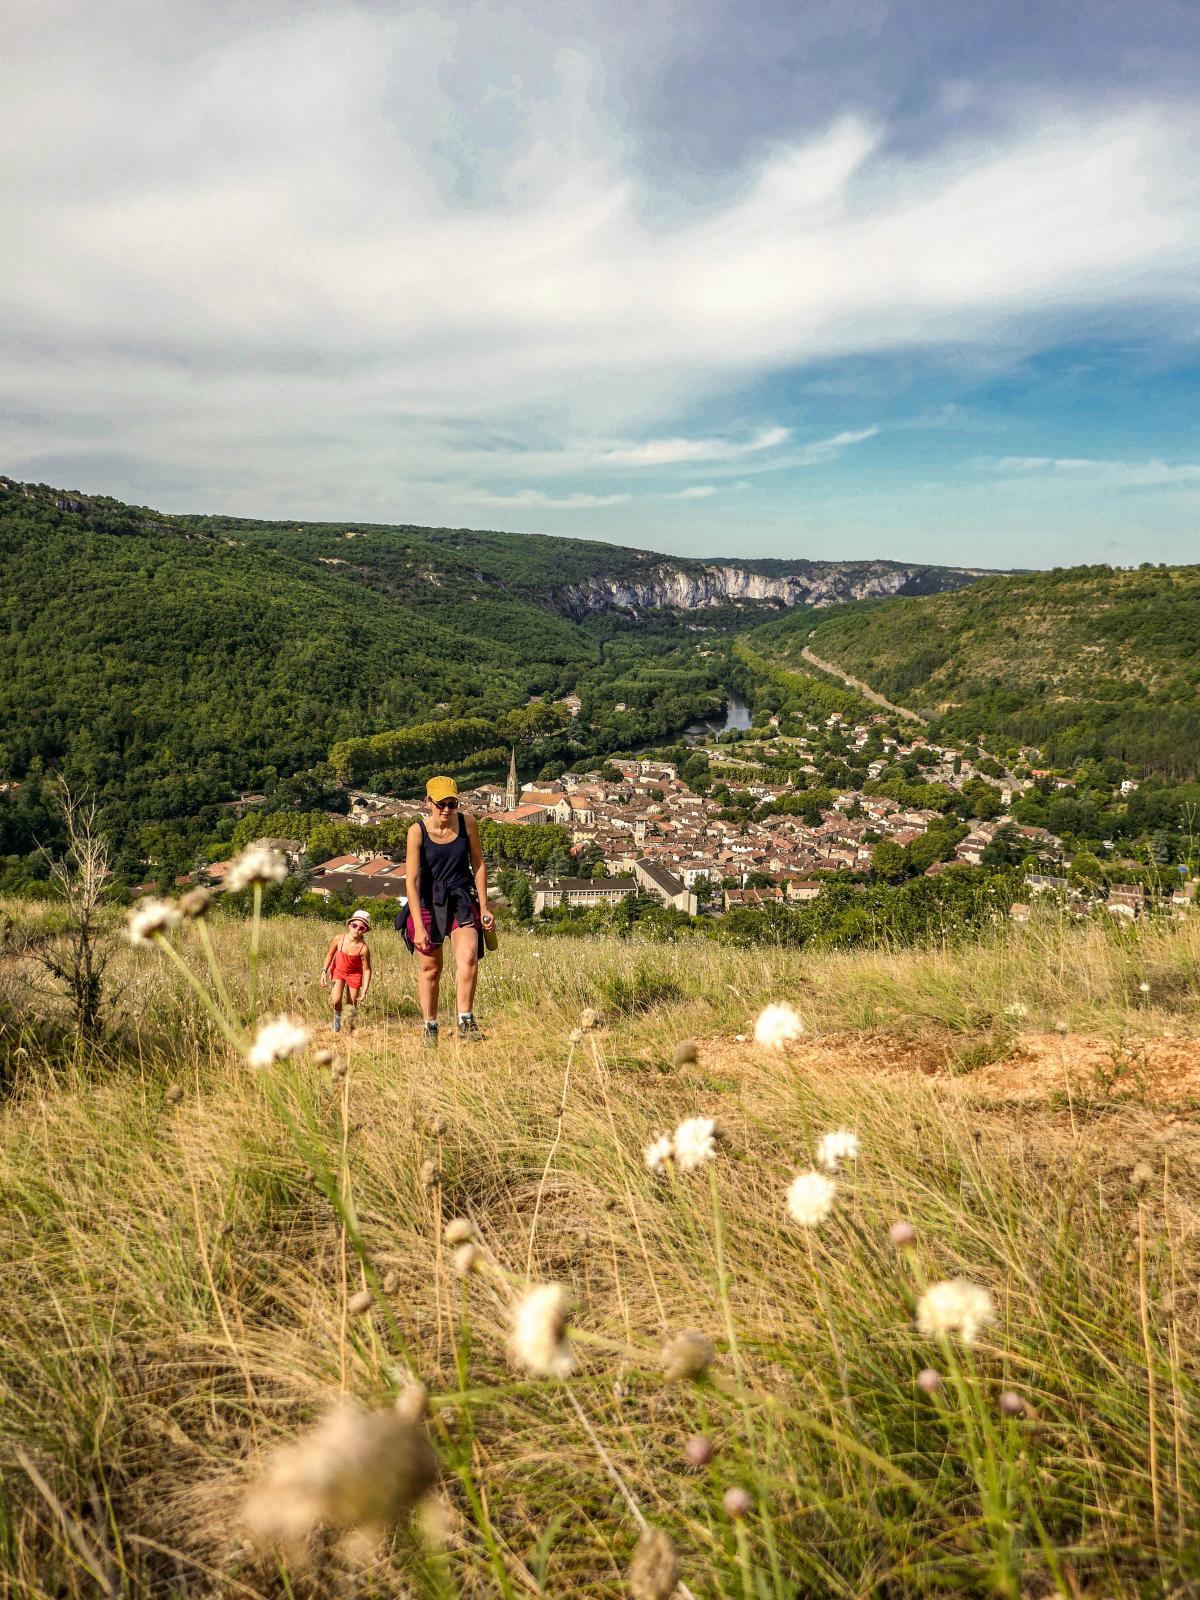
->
[330,936,365,991]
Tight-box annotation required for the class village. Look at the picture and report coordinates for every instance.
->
[200,707,1195,925]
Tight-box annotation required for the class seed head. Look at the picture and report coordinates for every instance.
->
[916,1279,996,1346]
[225,844,288,893]
[785,1170,836,1227]
[242,1400,436,1559]
[508,1283,575,1378]
[428,1114,448,1137]
[661,1329,715,1381]
[753,1003,804,1050]
[1138,981,1151,995]
[1003,1001,1029,1021]
[723,1486,752,1519]
[672,1115,717,1173]
[444,1217,474,1245]
[1130,1160,1154,1190]
[419,1159,441,1190]
[347,1288,374,1316]
[126,899,182,945]
[628,1527,679,1600]
[178,887,211,920]
[568,1027,584,1045]
[643,1134,674,1178]
[579,1008,602,1032]
[247,1015,310,1069]
[1054,1019,1070,1036]
[816,1128,859,1174]
[313,1047,335,1067]
[889,1219,917,1248]
[998,1390,1026,1418]
[916,1367,942,1394]
[330,1058,347,1082]
[164,1084,184,1106]
[383,1269,400,1295]
[453,1243,480,1276]
[672,1039,699,1067]
[394,1381,428,1423]
[684,1433,714,1468]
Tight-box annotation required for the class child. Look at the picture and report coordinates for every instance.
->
[322,911,372,1032]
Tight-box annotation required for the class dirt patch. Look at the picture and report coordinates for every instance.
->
[706,1030,1200,1107]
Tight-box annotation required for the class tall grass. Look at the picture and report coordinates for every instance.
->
[0,906,1197,1595]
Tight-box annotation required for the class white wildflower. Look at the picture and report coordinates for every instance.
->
[126,899,182,945]
[916,1279,996,1346]
[509,1283,575,1378]
[643,1134,674,1177]
[225,843,288,893]
[785,1170,836,1227]
[672,1116,717,1173]
[816,1128,859,1174]
[1003,1001,1029,1021]
[247,1015,310,1069]
[753,1003,804,1050]
[242,1400,436,1560]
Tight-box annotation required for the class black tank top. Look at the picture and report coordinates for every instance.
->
[417,816,473,907]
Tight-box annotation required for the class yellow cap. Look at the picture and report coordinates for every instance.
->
[426,775,459,802]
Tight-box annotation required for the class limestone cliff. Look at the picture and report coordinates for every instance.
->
[555,561,983,618]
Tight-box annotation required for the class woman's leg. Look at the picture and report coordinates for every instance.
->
[449,924,479,1016]
[417,946,443,1022]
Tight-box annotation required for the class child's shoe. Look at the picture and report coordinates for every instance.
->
[331,1012,342,1033]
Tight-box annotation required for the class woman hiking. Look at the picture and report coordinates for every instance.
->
[322,909,372,1033]
[404,776,495,1047]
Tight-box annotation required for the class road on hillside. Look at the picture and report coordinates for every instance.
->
[800,644,928,724]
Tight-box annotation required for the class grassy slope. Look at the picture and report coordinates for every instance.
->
[750,565,1200,776]
[1,910,1198,1596]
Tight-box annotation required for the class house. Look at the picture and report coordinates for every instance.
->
[633,858,697,915]
[531,877,637,914]
[506,802,552,825]
[785,880,822,902]
[1106,884,1148,920]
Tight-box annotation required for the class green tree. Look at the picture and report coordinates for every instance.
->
[872,840,907,882]
[511,876,534,923]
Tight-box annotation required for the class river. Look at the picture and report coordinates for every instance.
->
[684,697,752,744]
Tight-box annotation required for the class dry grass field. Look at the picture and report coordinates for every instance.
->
[1,906,1198,1598]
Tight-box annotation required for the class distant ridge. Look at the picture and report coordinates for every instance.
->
[751,563,1200,778]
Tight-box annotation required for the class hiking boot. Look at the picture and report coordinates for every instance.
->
[422,1022,439,1050]
[456,1014,485,1042]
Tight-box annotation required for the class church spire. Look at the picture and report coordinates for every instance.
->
[506,747,518,811]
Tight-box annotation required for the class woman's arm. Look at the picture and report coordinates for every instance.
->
[465,813,493,927]
[405,823,432,952]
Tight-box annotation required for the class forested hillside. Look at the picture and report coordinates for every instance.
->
[751,565,1200,778]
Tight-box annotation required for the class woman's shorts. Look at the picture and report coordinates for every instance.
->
[406,904,481,949]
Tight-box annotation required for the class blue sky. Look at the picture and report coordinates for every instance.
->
[2,0,1199,567]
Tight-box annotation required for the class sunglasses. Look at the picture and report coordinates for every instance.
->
[349,920,368,929]
[433,797,458,810]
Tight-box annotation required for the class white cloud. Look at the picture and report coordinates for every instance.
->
[665,485,719,499]
[1,1,1198,518]
[995,455,1200,488]
[602,426,789,467]
[456,488,631,510]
